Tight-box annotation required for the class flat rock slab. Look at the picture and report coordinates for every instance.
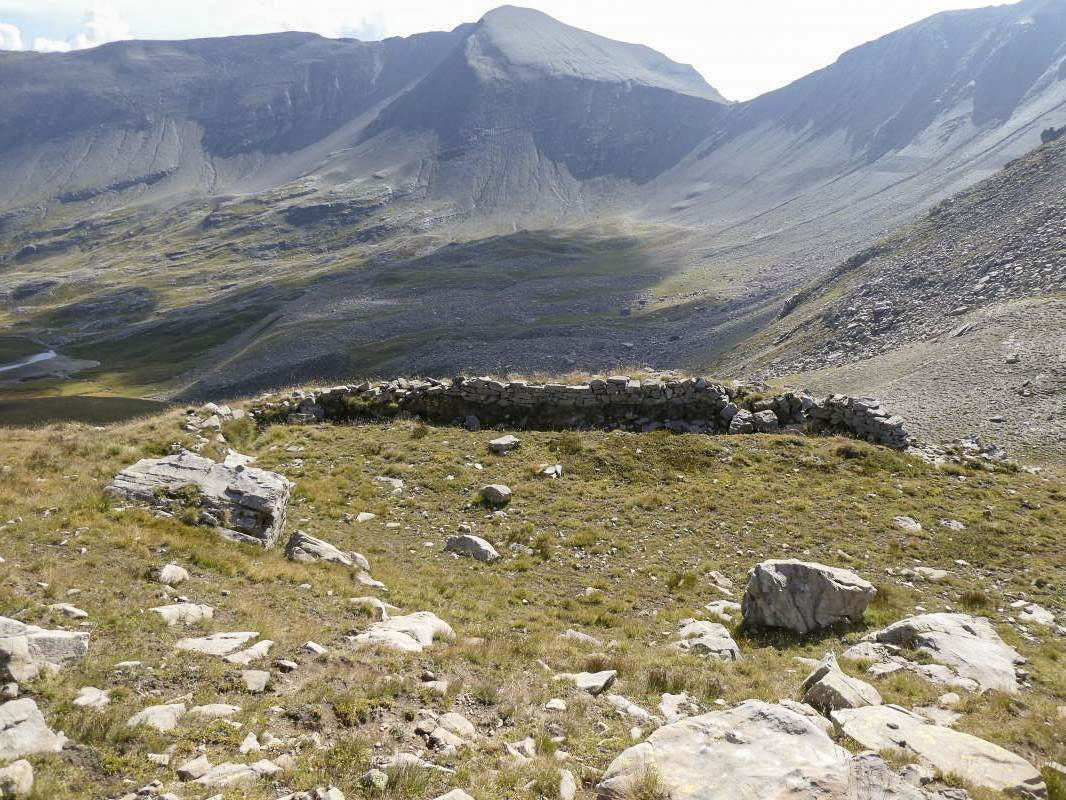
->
[0,698,67,761]
[742,560,876,635]
[866,613,1024,693]
[352,612,454,653]
[0,617,89,682]
[127,702,186,733]
[73,686,110,709]
[597,700,936,800]
[176,631,260,657]
[832,704,1046,798]
[106,449,292,547]
[194,759,279,788]
[674,619,741,661]
[286,531,356,567]
[445,534,500,562]
[224,640,273,665]
[555,670,617,695]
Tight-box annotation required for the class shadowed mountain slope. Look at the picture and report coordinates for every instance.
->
[0,2,1065,458]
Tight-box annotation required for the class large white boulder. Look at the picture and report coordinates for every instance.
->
[0,699,67,761]
[0,759,33,798]
[832,704,1046,798]
[352,612,454,653]
[741,560,876,634]
[106,449,292,547]
[866,613,1024,693]
[597,700,937,800]
[445,534,500,563]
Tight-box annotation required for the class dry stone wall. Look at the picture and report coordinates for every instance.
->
[249,376,910,448]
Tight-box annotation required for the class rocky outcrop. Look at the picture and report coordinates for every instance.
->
[864,613,1025,694]
[597,700,951,799]
[832,704,1046,798]
[741,561,876,635]
[250,378,911,449]
[106,449,292,547]
[0,617,89,682]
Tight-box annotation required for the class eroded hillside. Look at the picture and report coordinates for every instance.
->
[723,133,1066,462]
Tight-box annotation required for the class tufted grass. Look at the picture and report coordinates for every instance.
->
[0,411,1063,799]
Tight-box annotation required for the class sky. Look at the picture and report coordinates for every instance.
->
[0,0,1020,100]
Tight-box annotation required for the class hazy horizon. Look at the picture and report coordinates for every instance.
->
[0,0,1023,101]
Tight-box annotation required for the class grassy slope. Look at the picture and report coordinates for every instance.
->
[0,413,1064,799]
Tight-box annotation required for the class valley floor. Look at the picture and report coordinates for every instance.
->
[0,413,1064,799]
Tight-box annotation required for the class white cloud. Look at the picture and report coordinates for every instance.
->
[32,35,71,51]
[0,20,23,49]
[29,3,131,51]
[70,3,129,47]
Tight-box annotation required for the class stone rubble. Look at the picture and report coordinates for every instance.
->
[250,378,911,449]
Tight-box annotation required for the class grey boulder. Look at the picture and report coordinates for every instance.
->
[0,759,32,798]
[673,619,741,661]
[866,613,1024,694]
[285,531,366,569]
[106,448,292,547]
[832,704,1046,798]
[0,617,89,682]
[0,699,67,761]
[479,484,512,506]
[555,670,616,696]
[445,534,500,563]
[742,560,876,634]
[488,435,520,454]
[801,653,882,715]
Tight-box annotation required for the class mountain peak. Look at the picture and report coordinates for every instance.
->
[471,5,728,103]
